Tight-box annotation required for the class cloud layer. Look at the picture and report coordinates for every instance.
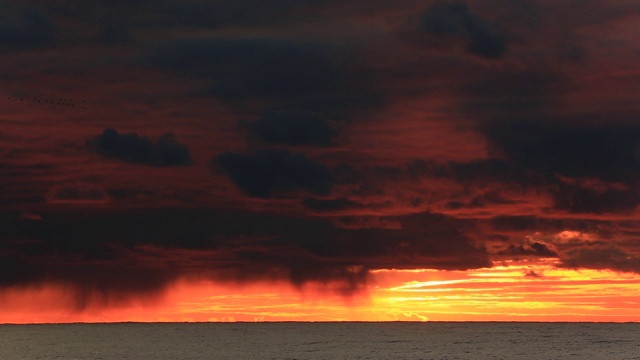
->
[1,0,640,309]
[89,128,192,167]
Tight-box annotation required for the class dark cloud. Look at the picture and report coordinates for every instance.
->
[373,158,540,189]
[560,246,640,274]
[498,241,558,258]
[445,190,519,210]
[448,159,543,188]
[160,0,328,28]
[2,0,640,316]
[0,209,337,299]
[302,197,361,212]
[477,120,640,213]
[483,121,640,183]
[149,37,379,118]
[486,215,621,243]
[46,1,152,45]
[215,150,332,198]
[99,18,134,45]
[464,69,560,117]
[490,215,543,233]
[444,10,640,213]
[414,1,507,59]
[524,269,542,278]
[550,179,639,214]
[0,208,490,304]
[0,3,55,51]
[0,256,39,286]
[364,212,491,270]
[47,0,382,49]
[88,128,192,167]
[249,112,337,147]
[328,127,637,215]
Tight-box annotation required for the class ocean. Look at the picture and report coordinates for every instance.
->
[1,322,638,359]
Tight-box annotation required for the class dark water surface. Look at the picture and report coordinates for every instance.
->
[1,322,639,359]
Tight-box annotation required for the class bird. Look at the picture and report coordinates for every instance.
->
[6,95,89,110]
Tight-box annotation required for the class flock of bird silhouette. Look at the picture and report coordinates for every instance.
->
[6,96,89,110]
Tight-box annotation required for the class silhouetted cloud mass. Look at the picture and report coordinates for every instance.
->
[1,0,640,308]
[89,128,192,166]
[560,247,640,274]
[250,112,336,147]
[302,197,361,212]
[0,3,55,51]
[149,37,379,118]
[499,241,558,258]
[416,1,506,58]
[482,121,640,182]
[0,208,491,303]
[216,150,332,198]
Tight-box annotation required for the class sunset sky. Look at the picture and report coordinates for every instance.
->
[1,0,640,323]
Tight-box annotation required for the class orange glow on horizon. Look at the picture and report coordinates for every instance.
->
[2,259,640,324]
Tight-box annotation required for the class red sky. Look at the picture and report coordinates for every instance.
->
[1,0,640,323]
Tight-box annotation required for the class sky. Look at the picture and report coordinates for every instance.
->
[1,0,640,323]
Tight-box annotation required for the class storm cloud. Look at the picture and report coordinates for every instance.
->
[0,208,490,304]
[411,1,507,59]
[89,128,192,167]
[249,112,337,147]
[1,0,640,317]
[560,246,640,274]
[0,2,55,51]
[215,150,332,198]
[149,37,379,118]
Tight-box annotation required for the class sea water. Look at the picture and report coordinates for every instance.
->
[1,322,639,359]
